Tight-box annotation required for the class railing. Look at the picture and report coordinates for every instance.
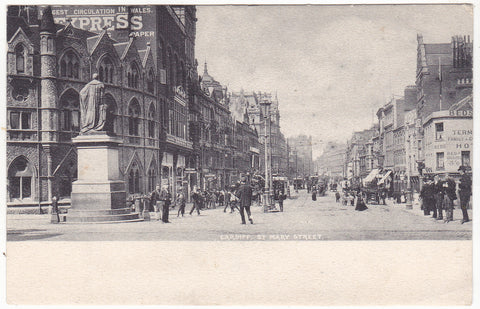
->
[8,130,37,141]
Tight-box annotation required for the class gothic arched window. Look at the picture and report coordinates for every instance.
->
[60,50,80,79]
[59,89,80,140]
[148,103,156,139]
[128,162,142,195]
[128,62,140,89]
[147,161,157,193]
[8,156,34,201]
[104,94,119,134]
[98,56,114,84]
[15,44,25,73]
[128,99,141,138]
[147,68,155,93]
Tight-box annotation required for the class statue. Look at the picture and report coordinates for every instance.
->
[80,73,107,134]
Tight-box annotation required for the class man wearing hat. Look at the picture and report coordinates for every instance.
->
[159,185,171,223]
[458,166,472,224]
[236,177,254,224]
[433,174,444,220]
[442,172,457,223]
[420,176,435,216]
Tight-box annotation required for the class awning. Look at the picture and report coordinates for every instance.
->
[363,168,380,184]
[378,170,392,185]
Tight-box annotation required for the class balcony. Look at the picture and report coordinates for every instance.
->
[166,133,193,150]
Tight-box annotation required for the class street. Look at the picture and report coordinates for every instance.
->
[7,190,472,241]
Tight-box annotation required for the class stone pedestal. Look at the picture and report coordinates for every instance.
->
[68,133,141,223]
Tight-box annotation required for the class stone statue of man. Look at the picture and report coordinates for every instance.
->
[80,73,107,134]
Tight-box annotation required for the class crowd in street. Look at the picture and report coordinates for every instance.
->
[419,166,472,224]
[128,176,281,225]
[325,165,472,223]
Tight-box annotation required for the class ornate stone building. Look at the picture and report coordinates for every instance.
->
[6,5,197,208]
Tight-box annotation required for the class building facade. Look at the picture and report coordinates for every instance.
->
[7,5,199,207]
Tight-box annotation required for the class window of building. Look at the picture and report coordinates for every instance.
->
[435,122,444,140]
[128,99,141,138]
[461,151,471,167]
[148,103,156,139]
[15,44,25,73]
[436,152,444,170]
[98,56,114,84]
[59,89,80,138]
[8,156,33,201]
[147,68,155,93]
[104,94,119,134]
[127,62,140,89]
[147,161,157,193]
[128,163,142,194]
[9,110,31,131]
[60,50,80,79]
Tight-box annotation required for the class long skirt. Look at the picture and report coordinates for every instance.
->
[312,193,317,201]
[355,200,368,211]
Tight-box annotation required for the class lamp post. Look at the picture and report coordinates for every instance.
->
[405,135,413,209]
[260,99,272,212]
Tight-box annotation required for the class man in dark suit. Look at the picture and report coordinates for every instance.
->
[236,178,253,224]
[458,166,472,224]
[433,174,444,220]
[442,173,457,223]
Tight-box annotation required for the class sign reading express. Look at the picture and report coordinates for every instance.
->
[51,6,155,38]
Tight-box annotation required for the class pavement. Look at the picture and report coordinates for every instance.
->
[6,190,472,241]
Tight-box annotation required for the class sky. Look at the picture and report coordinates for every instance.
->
[194,4,473,158]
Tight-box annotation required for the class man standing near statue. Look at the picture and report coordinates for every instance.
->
[80,73,107,134]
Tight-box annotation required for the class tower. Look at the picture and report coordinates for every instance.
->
[40,6,57,201]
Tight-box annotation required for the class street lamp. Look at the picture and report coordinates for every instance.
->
[260,99,273,212]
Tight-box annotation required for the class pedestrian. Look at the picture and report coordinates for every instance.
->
[189,186,201,215]
[150,185,162,221]
[312,186,317,201]
[236,177,254,224]
[278,190,286,212]
[355,193,368,211]
[420,177,435,216]
[442,173,457,223]
[229,190,240,212]
[159,185,171,223]
[458,166,472,224]
[433,174,444,220]
[177,189,186,217]
[350,191,355,206]
[335,191,341,203]
[224,188,231,213]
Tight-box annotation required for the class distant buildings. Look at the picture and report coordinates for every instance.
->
[287,135,314,179]
[315,34,473,194]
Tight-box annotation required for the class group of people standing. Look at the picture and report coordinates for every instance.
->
[420,166,472,224]
[335,189,368,211]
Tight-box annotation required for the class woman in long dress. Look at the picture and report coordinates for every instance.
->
[355,193,368,211]
[311,186,317,201]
